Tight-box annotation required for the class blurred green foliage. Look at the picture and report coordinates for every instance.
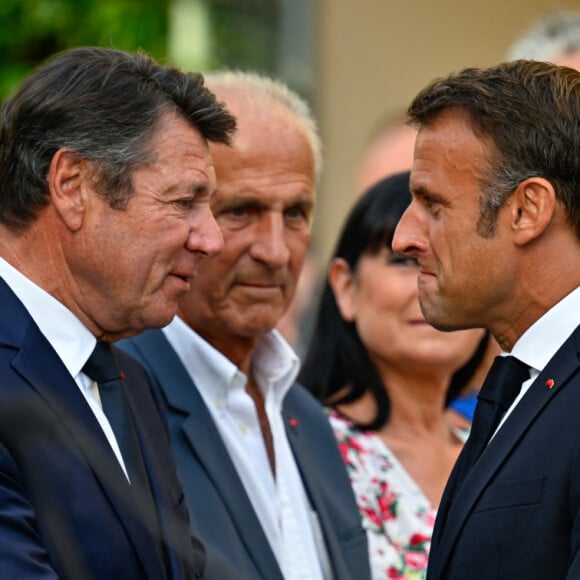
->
[207,0,277,72]
[0,0,169,101]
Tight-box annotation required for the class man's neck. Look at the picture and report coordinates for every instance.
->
[195,330,261,375]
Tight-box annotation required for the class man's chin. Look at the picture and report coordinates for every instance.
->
[233,314,283,339]
[418,299,452,331]
[420,307,472,333]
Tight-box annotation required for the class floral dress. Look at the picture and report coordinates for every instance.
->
[329,411,469,580]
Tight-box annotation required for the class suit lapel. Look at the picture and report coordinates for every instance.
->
[432,327,580,578]
[128,330,283,579]
[120,363,177,580]
[181,405,282,576]
[282,389,332,521]
[7,295,165,580]
[283,390,344,577]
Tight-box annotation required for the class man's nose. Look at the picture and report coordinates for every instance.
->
[250,213,290,268]
[187,205,223,257]
[392,203,425,257]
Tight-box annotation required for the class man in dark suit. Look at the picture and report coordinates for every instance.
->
[120,71,371,580]
[392,60,580,579]
[0,46,236,579]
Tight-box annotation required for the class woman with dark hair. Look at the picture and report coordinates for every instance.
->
[299,171,493,579]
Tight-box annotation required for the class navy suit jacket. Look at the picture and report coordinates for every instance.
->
[0,278,202,579]
[119,329,371,580]
[428,325,580,580]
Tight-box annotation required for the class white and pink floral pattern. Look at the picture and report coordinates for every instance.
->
[329,411,441,580]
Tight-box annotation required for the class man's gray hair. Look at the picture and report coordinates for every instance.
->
[204,70,322,180]
[507,10,580,61]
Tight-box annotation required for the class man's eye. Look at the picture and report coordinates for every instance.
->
[175,198,196,210]
[227,206,250,217]
[387,254,419,267]
[285,206,305,219]
[224,205,257,218]
[423,196,443,215]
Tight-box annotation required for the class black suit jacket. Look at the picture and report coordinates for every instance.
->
[119,328,371,580]
[0,278,202,579]
[428,325,580,580]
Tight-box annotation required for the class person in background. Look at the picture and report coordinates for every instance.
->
[393,59,580,580]
[507,9,580,70]
[356,114,417,195]
[275,247,319,358]
[299,171,488,579]
[0,46,236,579]
[119,70,371,580]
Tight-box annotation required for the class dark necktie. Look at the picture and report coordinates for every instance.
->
[456,355,529,487]
[83,341,146,485]
[83,341,163,560]
[432,355,530,550]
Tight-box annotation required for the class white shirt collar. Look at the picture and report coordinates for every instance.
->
[510,286,580,372]
[163,315,299,407]
[0,257,96,376]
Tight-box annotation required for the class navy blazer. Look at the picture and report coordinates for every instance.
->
[428,325,580,580]
[0,278,201,579]
[119,329,371,580]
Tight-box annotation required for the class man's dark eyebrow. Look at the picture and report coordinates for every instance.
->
[217,193,314,209]
[412,183,440,200]
[217,194,266,210]
[288,197,315,211]
[187,183,210,196]
[410,183,428,198]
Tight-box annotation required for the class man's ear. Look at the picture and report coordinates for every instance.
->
[509,177,556,246]
[328,257,357,322]
[48,149,90,231]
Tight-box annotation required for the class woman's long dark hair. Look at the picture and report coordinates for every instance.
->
[298,171,488,431]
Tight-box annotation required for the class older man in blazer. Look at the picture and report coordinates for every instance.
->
[120,71,370,580]
[393,60,580,579]
[0,47,235,578]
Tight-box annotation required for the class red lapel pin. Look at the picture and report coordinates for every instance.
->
[288,418,299,427]
[545,379,555,389]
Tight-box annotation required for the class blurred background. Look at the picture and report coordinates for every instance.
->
[1,0,578,268]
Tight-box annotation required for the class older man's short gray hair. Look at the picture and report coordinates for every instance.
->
[204,70,322,180]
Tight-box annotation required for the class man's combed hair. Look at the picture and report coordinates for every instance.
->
[0,46,237,229]
[408,60,580,238]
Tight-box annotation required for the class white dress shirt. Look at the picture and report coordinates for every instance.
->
[0,257,128,478]
[163,316,332,580]
[498,286,580,430]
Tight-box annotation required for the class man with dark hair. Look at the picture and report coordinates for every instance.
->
[0,46,236,579]
[393,60,580,579]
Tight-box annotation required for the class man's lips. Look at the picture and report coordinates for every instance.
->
[237,282,283,291]
[417,270,437,286]
[167,271,195,293]
[234,281,286,297]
